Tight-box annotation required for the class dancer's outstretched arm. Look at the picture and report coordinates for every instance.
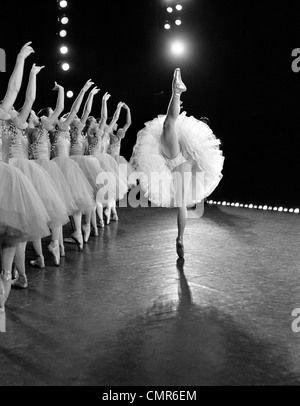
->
[120,103,131,134]
[98,91,111,131]
[61,79,94,129]
[106,101,124,133]
[48,82,65,126]
[0,42,35,112]
[81,86,100,125]
[17,64,45,124]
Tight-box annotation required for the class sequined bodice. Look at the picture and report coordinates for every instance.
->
[29,125,50,160]
[88,128,104,156]
[108,134,121,157]
[52,130,71,158]
[70,125,87,156]
[1,122,28,163]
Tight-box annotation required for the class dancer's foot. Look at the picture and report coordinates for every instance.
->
[59,245,65,257]
[48,241,60,266]
[70,230,84,251]
[98,219,105,228]
[82,224,91,243]
[176,237,185,258]
[104,208,111,225]
[11,274,28,289]
[12,263,19,281]
[172,68,187,96]
[63,237,76,244]
[111,213,119,222]
[91,227,99,236]
[30,255,45,269]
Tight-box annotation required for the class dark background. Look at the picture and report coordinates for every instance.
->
[1,0,300,206]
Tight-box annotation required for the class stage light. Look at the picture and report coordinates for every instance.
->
[278,207,283,212]
[170,40,185,56]
[273,207,278,211]
[60,45,68,54]
[66,90,73,98]
[222,201,226,206]
[258,205,263,209]
[289,208,294,213]
[176,4,183,11]
[59,29,67,37]
[227,202,230,206]
[249,204,253,209]
[254,205,258,209]
[217,201,221,205]
[175,19,182,26]
[60,16,69,25]
[167,7,173,13]
[235,203,239,207]
[62,62,70,71]
[59,0,68,8]
[295,208,299,214]
[284,208,288,212]
[164,22,171,29]
[268,206,273,210]
[244,204,248,208]
[263,205,268,210]
[240,204,244,207]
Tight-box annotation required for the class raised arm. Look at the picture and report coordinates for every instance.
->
[0,42,35,112]
[98,91,111,131]
[121,103,132,132]
[48,81,64,125]
[17,63,45,125]
[61,79,94,128]
[106,101,124,133]
[81,86,100,125]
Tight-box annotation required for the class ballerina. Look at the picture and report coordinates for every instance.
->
[107,102,136,193]
[0,43,50,321]
[50,79,95,250]
[130,68,224,258]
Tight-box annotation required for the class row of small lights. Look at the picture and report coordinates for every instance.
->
[164,3,183,30]
[57,0,73,98]
[207,200,300,214]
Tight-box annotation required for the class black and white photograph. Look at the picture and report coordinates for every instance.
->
[1,0,300,388]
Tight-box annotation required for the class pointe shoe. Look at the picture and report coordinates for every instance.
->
[82,224,91,243]
[172,68,187,96]
[91,227,99,236]
[70,231,84,251]
[98,219,105,228]
[63,237,76,244]
[60,245,65,257]
[48,242,60,266]
[104,208,111,225]
[30,256,45,269]
[11,274,28,289]
[176,237,185,258]
[111,213,119,222]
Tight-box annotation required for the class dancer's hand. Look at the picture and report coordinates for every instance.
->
[117,101,124,108]
[90,86,100,95]
[83,79,94,91]
[122,103,129,110]
[52,81,63,91]
[103,92,111,101]
[31,63,45,75]
[19,41,35,59]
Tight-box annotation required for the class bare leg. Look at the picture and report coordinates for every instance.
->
[11,242,28,289]
[161,68,186,159]
[30,239,45,269]
[82,210,92,243]
[71,210,83,250]
[91,206,99,235]
[48,226,60,266]
[96,202,104,228]
[59,226,65,257]
[0,242,17,307]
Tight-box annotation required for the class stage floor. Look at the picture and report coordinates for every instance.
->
[1,204,300,386]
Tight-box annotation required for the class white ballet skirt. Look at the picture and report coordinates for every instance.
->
[51,125,95,214]
[130,112,224,207]
[0,116,50,243]
[29,118,77,216]
[108,130,136,189]
[88,129,128,201]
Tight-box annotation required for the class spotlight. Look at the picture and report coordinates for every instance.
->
[240,204,244,207]
[258,205,263,209]
[66,90,73,98]
[60,45,68,54]
[222,201,226,206]
[170,40,185,56]
[249,204,253,209]
[263,205,268,210]
[175,19,182,26]
[295,208,299,214]
[278,207,283,212]
[235,203,239,207]
[254,205,258,209]
[62,62,70,71]
[289,208,294,213]
[244,204,248,208]
[59,0,68,7]
[273,207,278,211]
[284,208,288,212]
[59,16,69,25]
[166,7,173,13]
[268,206,273,210]
[59,29,67,38]
[164,22,171,29]
[176,4,183,11]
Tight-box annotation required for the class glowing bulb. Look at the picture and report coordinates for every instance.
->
[59,0,68,7]
[170,40,185,56]
[176,4,183,11]
[66,90,73,98]
[164,23,171,29]
[175,19,182,26]
[62,62,70,71]
[59,30,67,37]
[60,46,68,54]
[167,7,173,13]
[61,16,69,24]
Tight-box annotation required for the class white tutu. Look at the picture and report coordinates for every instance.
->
[130,112,224,207]
[9,159,70,228]
[0,163,50,243]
